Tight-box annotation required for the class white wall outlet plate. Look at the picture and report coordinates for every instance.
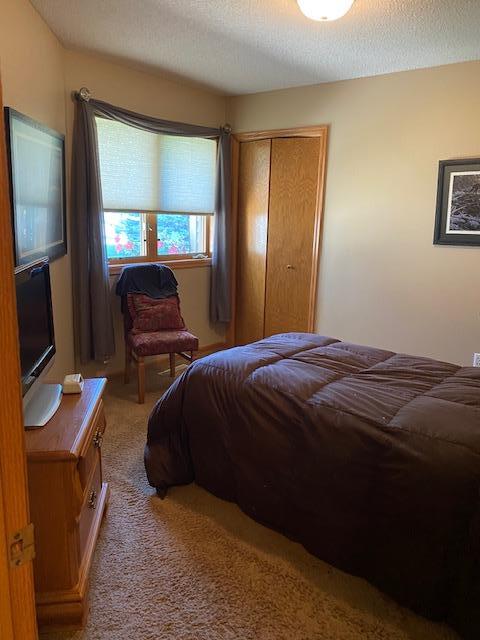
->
[473,353,480,367]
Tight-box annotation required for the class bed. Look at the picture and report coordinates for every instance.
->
[144,333,480,638]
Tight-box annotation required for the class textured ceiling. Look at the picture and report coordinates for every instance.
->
[31,0,480,95]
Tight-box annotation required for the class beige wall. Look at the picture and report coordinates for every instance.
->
[228,62,480,365]
[63,50,227,376]
[0,0,74,380]
[0,0,227,383]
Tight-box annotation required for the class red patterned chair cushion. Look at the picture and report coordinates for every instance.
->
[128,330,199,357]
[127,294,186,333]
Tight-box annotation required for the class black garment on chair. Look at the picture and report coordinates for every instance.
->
[115,264,178,311]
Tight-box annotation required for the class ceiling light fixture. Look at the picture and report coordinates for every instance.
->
[297,0,355,21]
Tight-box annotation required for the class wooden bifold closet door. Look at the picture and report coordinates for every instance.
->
[234,128,327,345]
[235,139,271,345]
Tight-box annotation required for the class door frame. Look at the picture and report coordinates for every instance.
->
[0,79,38,640]
[230,125,329,343]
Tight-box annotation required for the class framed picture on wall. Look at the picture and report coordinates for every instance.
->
[4,108,67,265]
[434,158,480,246]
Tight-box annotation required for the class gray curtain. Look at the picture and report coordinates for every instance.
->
[71,94,232,364]
[71,99,114,364]
[210,130,232,323]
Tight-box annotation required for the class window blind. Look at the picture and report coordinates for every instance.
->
[96,117,216,214]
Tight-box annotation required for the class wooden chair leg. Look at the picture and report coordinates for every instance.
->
[137,357,145,404]
[169,353,175,378]
[124,346,132,384]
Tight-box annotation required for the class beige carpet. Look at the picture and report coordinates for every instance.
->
[42,367,458,640]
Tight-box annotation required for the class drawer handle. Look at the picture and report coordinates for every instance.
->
[88,490,97,510]
[93,429,103,449]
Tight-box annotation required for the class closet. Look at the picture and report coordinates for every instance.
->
[234,127,328,345]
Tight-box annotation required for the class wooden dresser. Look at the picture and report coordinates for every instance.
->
[25,378,109,631]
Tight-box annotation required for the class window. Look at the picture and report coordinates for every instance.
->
[96,118,216,264]
[103,211,209,259]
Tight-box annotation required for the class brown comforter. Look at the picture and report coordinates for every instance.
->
[145,333,480,638]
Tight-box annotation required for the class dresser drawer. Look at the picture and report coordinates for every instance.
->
[78,401,106,493]
[78,457,102,562]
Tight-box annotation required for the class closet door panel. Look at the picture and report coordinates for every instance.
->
[235,140,271,344]
[264,137,321,336]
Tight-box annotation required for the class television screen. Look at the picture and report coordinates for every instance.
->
[5,108,66,266]
[15,260,56,396]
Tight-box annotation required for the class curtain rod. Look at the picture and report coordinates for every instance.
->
[72,87,232,132]
[72,87,91,102]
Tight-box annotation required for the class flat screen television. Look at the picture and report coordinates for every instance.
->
[15,258,62,428]
[5,108,67,266]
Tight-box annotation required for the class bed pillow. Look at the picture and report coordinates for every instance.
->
[127,294,186,333]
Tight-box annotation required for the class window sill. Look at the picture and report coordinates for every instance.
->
[108,257,212,276]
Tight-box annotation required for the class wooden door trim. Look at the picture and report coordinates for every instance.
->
[232,125,329,338]
[309,128,328,331]
[0,478,15,639]
[234,125,328,143]
[0,79,38,640]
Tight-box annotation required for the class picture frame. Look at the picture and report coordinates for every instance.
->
[434,158,480,246]
[4,108,67,265]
